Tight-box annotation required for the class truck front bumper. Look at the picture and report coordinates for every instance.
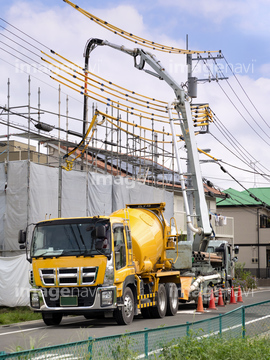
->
[29,286,117,312]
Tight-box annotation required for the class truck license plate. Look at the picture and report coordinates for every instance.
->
[60,296,78,306]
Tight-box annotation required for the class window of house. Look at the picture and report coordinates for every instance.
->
[260,215,270,228]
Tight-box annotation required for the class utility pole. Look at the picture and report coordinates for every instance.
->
[186,35,196,242]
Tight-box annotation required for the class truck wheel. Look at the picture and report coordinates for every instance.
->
[165,283,178,316]
[42,312,62,326]
[150,284,167,318]
[114,287,134,325]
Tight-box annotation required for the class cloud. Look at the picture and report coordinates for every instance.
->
[157,0,270,35]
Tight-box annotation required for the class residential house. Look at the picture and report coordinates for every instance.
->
[217,187,270,278]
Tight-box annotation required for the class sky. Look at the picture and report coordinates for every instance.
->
[1,0,270,193]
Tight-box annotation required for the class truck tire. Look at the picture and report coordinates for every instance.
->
[150,284,167,318]
[114,287,134,325]
[165,283,178,316]
[42,312,62,326]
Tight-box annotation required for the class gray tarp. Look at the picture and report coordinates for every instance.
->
[0,160,174,306]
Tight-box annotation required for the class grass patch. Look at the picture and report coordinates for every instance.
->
[158,333,270,360]
[0,306,42,325]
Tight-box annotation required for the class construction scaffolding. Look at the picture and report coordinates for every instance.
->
[0,77,186,189]
[0,77,215,188]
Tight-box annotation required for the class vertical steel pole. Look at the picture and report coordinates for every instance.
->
[242,306,246,338]
[162,126,165,188]
[66,95,69,143]
[144,328,148,359]
[58,85,61,218]
[186,321,190,337]
[7,79,10,164]
[37,87,41,164]
[219,314,222,338]
[126,109,129,177]
[27,76,31,231]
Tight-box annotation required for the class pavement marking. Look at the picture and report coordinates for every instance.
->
[0,326,48,336]
[177,310,210,314]
[0,318,91,336]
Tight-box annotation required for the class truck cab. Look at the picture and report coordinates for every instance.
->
[207,240,239,287]
[23,216,135,325]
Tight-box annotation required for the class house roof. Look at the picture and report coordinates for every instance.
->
[216,187,270,208]
[46,142,226,199]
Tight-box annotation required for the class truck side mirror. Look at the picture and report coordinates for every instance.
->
[96,225,106,239]
[232,256,238,262]
[234,246,239,255]
[18,230,26,244]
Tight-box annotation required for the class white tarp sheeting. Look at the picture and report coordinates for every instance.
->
[0,163,6,251]
[0,160,175,306]
[88,172,113,216]
[29,163,59,224]
[62,170,87,218]
[5,161,28,253]
[0,254,30,306]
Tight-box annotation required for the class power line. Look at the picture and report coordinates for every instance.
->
[222,54,270,131]
[201,55,270,147]
[0,18,51,51]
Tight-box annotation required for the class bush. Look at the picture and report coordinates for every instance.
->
[233,262,258,290]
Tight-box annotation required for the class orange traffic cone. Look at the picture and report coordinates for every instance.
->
[208,289,217,310]
[229,286,237,304]
[217,288,225,307]
[237,286,243,303]
[196,292,204,313]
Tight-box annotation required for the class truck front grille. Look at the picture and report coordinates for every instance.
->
[43,287,97,307]
[39,269,56,286]
[81,267,98,285]
[58,268,79,285]
[39,267,98,286]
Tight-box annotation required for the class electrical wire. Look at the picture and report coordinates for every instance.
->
[0,18,50,50]
[211,111,270,177]
[211,54,270,140]
[222,54,270,131]
[217,163,270,210]
[2,17,269,195]
[63,0,219,55]
[200,55,270,148]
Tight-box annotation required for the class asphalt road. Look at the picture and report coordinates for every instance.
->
[0,287,269,353]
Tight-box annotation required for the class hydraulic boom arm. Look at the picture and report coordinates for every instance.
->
[87,39,212,251]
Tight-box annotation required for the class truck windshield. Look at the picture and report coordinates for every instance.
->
[30,218,111,258]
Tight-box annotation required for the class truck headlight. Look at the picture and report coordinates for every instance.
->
[30,292,40,309]
[101,290,113,306]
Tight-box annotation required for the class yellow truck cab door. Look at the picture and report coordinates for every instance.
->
[113,224,127,275]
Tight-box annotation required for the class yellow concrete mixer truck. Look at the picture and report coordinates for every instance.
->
[19,203,183,325]
[19,39,238,325]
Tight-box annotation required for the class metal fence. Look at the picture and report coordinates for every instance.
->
[1,300,270,360]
